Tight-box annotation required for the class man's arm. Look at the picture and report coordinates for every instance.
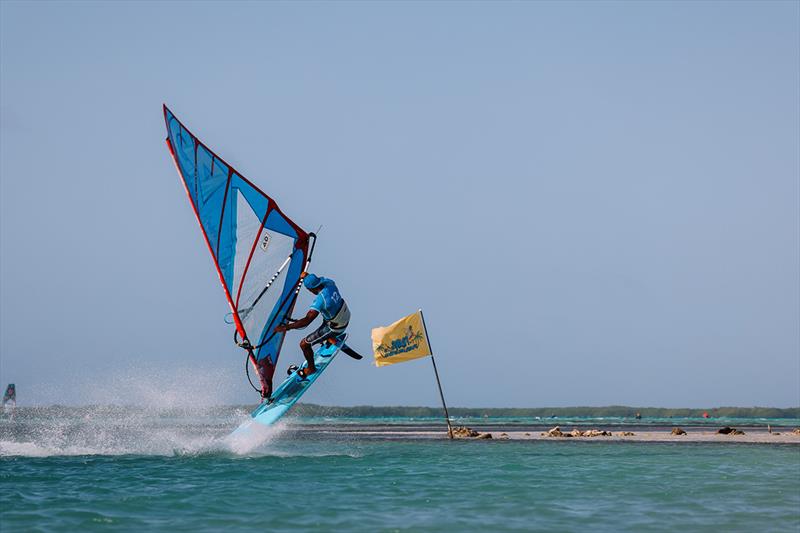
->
[276,309,319,332]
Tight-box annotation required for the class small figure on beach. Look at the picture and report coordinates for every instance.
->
[277,273,351,378]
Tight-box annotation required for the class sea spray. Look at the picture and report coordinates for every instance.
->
[224,419,286,455]
[1,406,232,457]
[20,360,245,408]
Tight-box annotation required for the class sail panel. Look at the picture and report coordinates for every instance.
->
[163,105,309,379]
[253,245,307,365]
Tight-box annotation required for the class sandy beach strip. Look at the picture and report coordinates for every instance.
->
[493,430,800,444]
[312,427,800,444]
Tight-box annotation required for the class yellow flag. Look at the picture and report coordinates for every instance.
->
[372,310,432,367]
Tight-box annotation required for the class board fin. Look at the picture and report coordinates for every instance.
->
[341,345,364,360]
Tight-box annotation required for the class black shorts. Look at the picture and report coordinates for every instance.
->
[304,321,347,346]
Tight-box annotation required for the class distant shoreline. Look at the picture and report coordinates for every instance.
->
[5,404,799,419]
[292,404,800,419]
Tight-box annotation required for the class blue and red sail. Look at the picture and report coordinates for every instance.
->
[163,105,312,395]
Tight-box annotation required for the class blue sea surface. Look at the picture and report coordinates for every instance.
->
[1,408,798,532]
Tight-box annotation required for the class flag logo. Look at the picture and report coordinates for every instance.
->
[372,310,432,367]
[375,325,425,358]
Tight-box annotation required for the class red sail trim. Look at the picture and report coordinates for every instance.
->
[166,137,247,339]
[162,105,309,243]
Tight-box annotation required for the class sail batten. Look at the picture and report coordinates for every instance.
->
[163,105,310,393]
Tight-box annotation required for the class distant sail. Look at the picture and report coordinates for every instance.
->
[163,106,314,395]
[2,384,15,407]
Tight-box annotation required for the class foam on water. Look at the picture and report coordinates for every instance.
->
[2,406,228,456]
[223,418,284,454]
[0,362,295,457]
[0,404,372,460]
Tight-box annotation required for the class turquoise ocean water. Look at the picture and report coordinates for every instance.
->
[1,407,798,532]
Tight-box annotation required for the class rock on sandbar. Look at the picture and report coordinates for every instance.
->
[541,426,611,438]
[451,426,493,439]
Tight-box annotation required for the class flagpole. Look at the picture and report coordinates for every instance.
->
[419,309,453,439]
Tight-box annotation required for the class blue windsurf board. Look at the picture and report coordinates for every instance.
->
[230,334,346,436]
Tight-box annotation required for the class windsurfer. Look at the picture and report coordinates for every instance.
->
[276,273,350,376]
[2,383,16,410]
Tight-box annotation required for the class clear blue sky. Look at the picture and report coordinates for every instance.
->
[1,1,798,408]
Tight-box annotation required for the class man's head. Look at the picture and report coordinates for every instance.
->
[303,273,324,294]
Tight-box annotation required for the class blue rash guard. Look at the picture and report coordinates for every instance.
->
[304,277,350,345]
[310,278,344,321]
